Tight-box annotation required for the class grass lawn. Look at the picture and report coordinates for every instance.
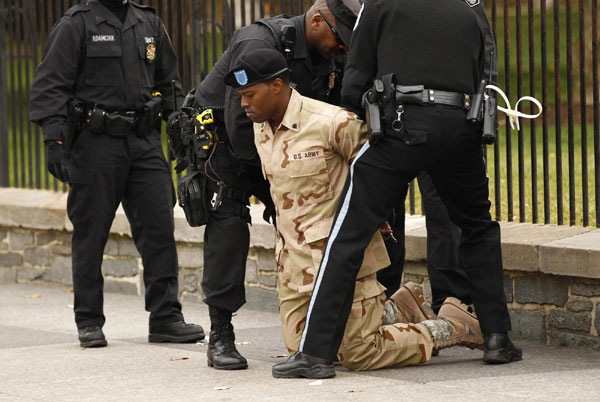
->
[407,121,597,227]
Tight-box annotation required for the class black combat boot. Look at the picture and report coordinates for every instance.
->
[272,352,335,379]
[483,332,523,364]
[78,326,107,348]
[207,306,248,370]
[148,320,205,343]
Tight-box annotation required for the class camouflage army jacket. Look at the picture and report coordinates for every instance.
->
[254,89,390,294]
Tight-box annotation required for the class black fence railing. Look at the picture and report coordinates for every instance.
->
[0,0,598,228]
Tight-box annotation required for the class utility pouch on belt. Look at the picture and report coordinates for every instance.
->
[86,106,106,134]
[481,94,497,144]
[394,85,425,104]
[177,171,208,227]
[136,96,163,137]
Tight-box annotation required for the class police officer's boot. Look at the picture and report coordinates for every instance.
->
[207,306,248,370]
[383,282,433,325]
[78,326,107,348]
[419,297,484,354]
[272,351,335,379]
[483,332,523,364]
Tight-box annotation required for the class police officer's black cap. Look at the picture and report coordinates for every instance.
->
[224,48,290,90]
[325,0,363,47]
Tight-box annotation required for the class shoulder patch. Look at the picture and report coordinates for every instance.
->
[464,0,481,7]
[64,3,90,18]
[130,1,156,14]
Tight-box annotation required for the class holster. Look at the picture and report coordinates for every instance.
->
[64,98,85,151]
[136,96,163,137]
[177,171,209,227]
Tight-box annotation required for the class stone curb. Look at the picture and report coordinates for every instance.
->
[1,188,599,279]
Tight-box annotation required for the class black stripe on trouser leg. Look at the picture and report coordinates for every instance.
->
[299,140,413,360]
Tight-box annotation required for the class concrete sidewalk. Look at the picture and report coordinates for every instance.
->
[1,283,599,402]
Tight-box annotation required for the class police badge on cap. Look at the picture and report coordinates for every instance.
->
[465,0,480,7]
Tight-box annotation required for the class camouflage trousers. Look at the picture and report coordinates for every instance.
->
[278,273,435,371]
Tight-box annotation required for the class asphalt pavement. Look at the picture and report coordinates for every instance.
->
[1,283,599,402]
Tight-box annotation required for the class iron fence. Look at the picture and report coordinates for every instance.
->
[0,0,598,227]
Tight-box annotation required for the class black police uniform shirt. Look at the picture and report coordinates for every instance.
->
[342,0,491,117]
[194,15,340,162]
[29,0,183,142]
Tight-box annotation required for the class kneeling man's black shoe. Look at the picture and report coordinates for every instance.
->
[78,326,107,348]
[483,332,522,364]
[148,320,205,343]
[272,352,335,379]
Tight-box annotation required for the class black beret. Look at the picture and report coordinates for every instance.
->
[325,0,363,46]
[224,48,289,90]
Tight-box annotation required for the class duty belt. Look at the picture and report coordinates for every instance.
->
[85,106,139,137]
[394,85,472,109]
[206,180,248,204]
[389,85,474,133]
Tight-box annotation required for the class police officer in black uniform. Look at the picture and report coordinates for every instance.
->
[167,0,363,370]
[380,1,498,314]
[29,0,204,348]
[273,0,522,378]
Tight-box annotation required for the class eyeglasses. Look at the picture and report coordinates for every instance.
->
[318,10,344,47]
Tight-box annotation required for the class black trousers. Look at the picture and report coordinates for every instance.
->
[299,104,511,360]
[67,128,183,329]
[199,143,270,313]
[377,171,471,314]
[417,172,471,313]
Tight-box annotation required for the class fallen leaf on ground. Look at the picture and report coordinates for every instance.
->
[347,390,364,393]
[169,357,189,361]
[308,380,323,386]
[270,354,289,358]
[26,293,41,299]
[214,386,230,391]
[64,287,74,293]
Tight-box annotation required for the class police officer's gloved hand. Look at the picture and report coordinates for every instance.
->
[263,203,277,229]
[166,110,187,157]
[166,110,186,136]
[45,141,69,183]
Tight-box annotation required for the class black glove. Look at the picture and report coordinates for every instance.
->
[45,141,69,183]
[263,203,277,229]
[166,110,187,149]
[166,110,191,168]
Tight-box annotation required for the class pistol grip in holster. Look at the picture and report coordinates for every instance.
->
[362,80,384,145]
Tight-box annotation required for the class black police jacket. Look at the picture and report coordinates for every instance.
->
[29,0,183,142]
[194,14,341,162]
[342,0,496,118]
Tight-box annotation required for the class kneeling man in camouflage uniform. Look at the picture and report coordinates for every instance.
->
[225,48,485,377]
